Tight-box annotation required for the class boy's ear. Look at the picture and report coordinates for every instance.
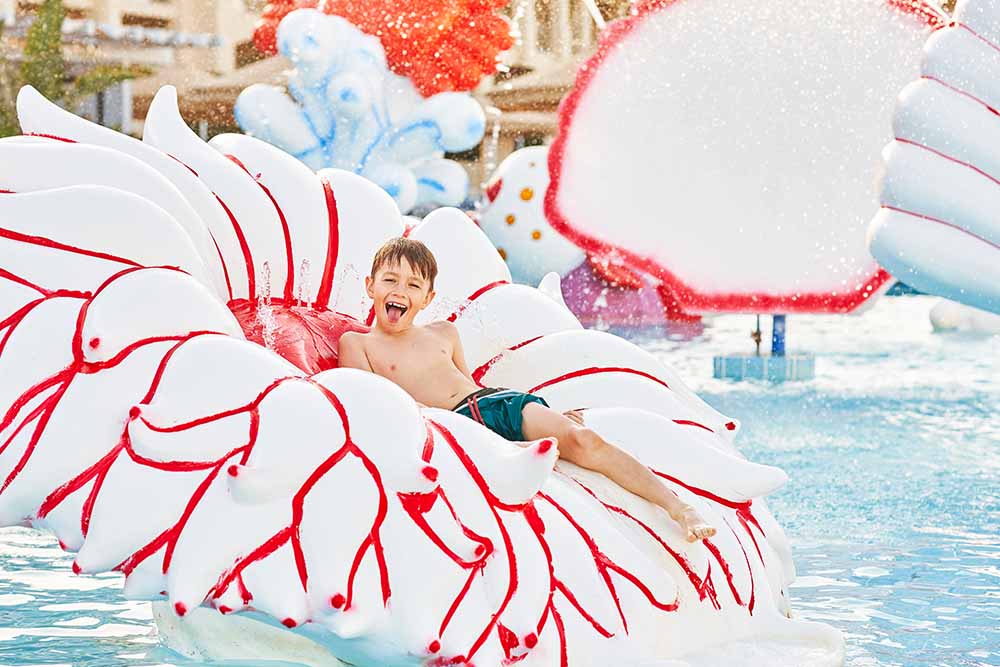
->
[365,275,374,299]
[423,289,436,308]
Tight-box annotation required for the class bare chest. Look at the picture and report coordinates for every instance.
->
[368,335,453,385]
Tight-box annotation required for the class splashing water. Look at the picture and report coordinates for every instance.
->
[255,261,277,350]
[477,106,503,209]
[334,263,363,316]
[297,258,311,309]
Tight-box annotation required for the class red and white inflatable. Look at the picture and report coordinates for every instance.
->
[0,86,842,665]
[868,0,1000,316]
[546,0,941,315]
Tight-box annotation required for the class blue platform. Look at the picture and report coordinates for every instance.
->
[713,353,816,382]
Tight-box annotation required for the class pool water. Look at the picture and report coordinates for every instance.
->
[1,295,997,666]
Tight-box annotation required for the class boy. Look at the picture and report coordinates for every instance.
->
[338,238,715,542]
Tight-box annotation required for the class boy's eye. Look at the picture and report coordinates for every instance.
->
[409,283,420,288]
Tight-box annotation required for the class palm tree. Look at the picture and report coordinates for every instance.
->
[0,0,149,137]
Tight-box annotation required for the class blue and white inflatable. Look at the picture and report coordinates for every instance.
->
[235,9,487,214]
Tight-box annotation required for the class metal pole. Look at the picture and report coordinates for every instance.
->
[580,0,607,30]
[771,314,786,357]
[96,90,106,126]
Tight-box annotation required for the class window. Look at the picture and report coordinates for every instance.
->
[121,13,171,29]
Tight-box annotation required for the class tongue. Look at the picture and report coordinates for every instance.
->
[386,305,403,324]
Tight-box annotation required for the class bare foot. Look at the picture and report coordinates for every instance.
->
[680,507,716,542]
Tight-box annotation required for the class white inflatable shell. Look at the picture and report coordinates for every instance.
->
[0,85,843,666]
[868,0,1000,314]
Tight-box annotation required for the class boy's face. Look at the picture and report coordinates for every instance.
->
[366,258,435,333]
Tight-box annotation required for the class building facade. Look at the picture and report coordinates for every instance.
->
[470,0,633,187]
[1,0,259,132]
[3,0,632,184]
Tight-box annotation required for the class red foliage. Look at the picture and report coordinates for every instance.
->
[253,0,318,56]
[253,0,513,96]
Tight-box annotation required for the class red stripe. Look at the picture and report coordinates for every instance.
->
[160,458,242,573]
[309,380,392,606]
[1,381,70,494]
[895,136,1000,192]
[959,21,1000,57]
[313,176,340,311]
[438,563,483,638]
[538,491,628,632]
[467,396,486,425]
[920,75,1000,117]
[398,490,490,569]
[226,155,296,303]
[881,205,1000,252]
[126,411,258,473]
[0,226,143,268]
[25,132,76,143]
[420,422,435,462]
[550,604,569,667]
[213,195,256,300]
[80,458,114,537]
[0,389,56,459]
[80,332,222,376]
[604,560,679,612]
[529,366,670,394]
[446,280,509,322]
[574,480,710,601]
[553,579,615,638]
[0,267,51,295]
[653,469,751,511]
[0,371,71,442]
[721,514,757,614]
[702,538,745,607]
[211,235,234,302]
[428,420,518,661]
[37,442,121,519]
[0,297,85,359]
[471,336,543,384]
[207,526,292,593]
[166,154,200,178]
[672,419,714,433]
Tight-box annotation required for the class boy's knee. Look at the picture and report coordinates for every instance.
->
[565,427,606,463]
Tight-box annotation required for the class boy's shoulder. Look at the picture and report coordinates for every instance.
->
[423,320,459,336]
[338,329,369,347]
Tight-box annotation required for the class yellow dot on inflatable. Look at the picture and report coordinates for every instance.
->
[531,230,542,240]
[505,214,516,225]
[498,247,507,260]
[520,187,534,201]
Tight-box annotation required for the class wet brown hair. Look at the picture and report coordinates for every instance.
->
[370,237,438,290]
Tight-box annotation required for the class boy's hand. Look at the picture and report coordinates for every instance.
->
[563,409,585,426]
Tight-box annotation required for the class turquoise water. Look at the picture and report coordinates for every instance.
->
[1,295,997,666]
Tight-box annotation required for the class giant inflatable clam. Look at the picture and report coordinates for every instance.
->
[0,86,842,665]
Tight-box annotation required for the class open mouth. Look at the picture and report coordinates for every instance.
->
[385,300,408,324]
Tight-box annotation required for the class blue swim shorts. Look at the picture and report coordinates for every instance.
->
[453,387,549,442]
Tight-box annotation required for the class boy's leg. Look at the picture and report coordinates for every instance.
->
[520,403,716,542]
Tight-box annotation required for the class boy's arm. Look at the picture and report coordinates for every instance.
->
[337,333,375,372]
[445,323,477,384]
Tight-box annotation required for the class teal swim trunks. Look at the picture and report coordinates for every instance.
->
[453,387,549,442]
